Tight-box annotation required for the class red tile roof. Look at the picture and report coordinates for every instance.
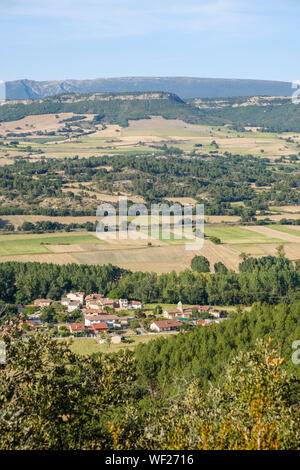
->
[85,314,119,321]
[82,308,107,315]
[69,323,85,332]
[89,323,108,331]
[85,294,104,300]
[152,320,181,328]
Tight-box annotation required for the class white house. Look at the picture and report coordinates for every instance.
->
[128,301,143,310]
[66,292,85,303]
[150,319,182,333]
[119,298,129,309]
[84,314,120,327]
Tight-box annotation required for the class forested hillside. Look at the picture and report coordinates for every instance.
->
[0,92,202,127]
[1,91,300,132]
[0,151,299,216]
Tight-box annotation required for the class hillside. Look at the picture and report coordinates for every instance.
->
[5,77,293,100]
[1,91,300,132]
[0,92,204,127]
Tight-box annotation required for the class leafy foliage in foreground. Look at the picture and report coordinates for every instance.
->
[114,342,300,450]
[0,321,299,450]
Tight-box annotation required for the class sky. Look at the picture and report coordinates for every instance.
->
[0,0,299,82]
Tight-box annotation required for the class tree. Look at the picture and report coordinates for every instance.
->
[0,322,136,450]
[276,244,286,258]
[114,340,300,450]
[191,256,210,273]
[153,305,162,316]
[239,252,250,262]
[214,262,228,274]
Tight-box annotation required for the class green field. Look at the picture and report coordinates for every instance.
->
[0,232,103,256]
[67,334,170,355]
[268,225,300,237]
[204,226,283,244]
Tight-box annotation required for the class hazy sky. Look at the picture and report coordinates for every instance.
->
[0,0,299,82]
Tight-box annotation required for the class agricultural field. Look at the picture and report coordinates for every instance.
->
[0,102,300,273]
[67,333,173,355]
[204,226,283,244]
[1,114,300,162]
[0,222,298,272]
[0,232,104,256]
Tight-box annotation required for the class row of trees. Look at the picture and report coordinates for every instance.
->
[0,255,299,307]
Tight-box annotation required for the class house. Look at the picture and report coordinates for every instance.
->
[84,314,119,327]
[197,305,211,313]
[82,308,107,315]
[67,301,81,313]
[178,309,194,319]
[127,301,143,310]
[69,323,85,333]
[66,292,85,303]
[195,319,213,326]
[85,301,103,310]
[61,297,70,307]
[88,323,108,335]
[163,309,182,319]
[85,293,104,302]
[100,298,119,309]
[150,319,182,333]
[34,299,53,308]
[85,294,104,308]
[163,308,194,320]
[119,298,129,309]
[119,317,132,326]
[210,309,221,319]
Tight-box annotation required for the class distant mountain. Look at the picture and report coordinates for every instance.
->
[5,77,293,100]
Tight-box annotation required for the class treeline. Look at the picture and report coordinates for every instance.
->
[109,255,300,305]
[0,262,125,305]
[18,220,96,233]
[0,255,299,306]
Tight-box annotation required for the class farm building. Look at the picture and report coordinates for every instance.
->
[150,319,182,332]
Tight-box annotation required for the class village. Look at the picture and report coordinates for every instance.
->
[18,292,229,345]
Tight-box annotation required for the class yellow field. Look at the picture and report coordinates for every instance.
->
[1,114,300,161]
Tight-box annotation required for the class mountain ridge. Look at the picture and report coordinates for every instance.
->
[5,76,293,100]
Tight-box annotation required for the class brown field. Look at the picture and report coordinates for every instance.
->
[0,113,86,134]
[0,253,77,264]
[71,239,240,273]
[244,225,300,244]
[273,205,300,213]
